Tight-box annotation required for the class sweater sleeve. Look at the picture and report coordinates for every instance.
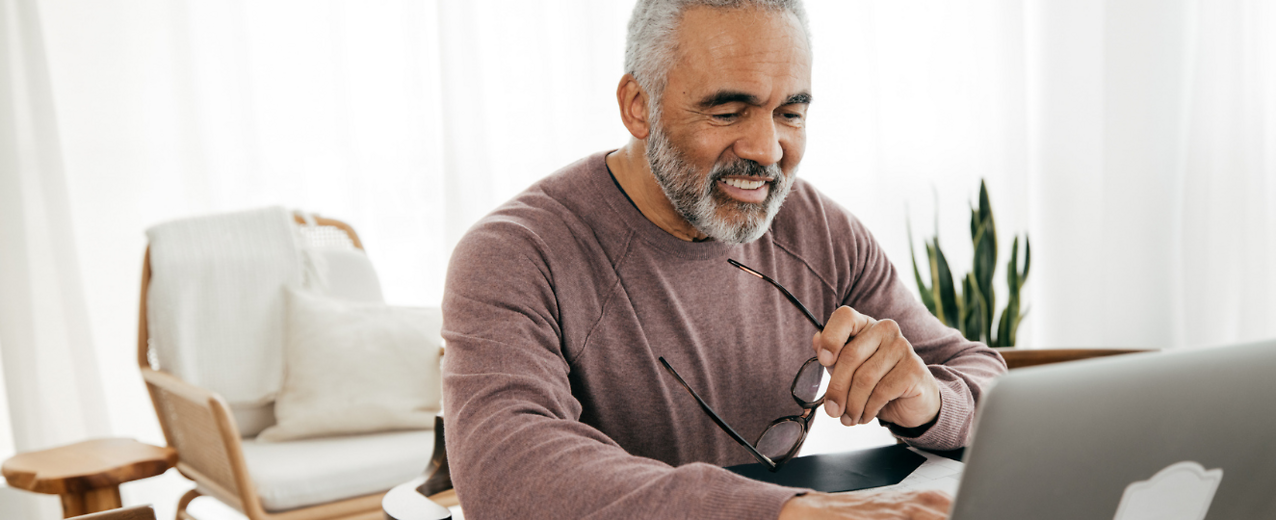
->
[441,221,802,520]
[840,215,1007,451]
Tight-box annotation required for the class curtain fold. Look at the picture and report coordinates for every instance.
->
[0,0,110,454]
[1173,0,1276,347]
[1024,0,1276,349]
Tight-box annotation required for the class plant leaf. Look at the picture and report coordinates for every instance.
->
[968,181,997,342]
[960,273,970,341]
[973,228,995,341]
[1006,236,1020,297]
[1001,292,1020,347]
[964,273,985,342]
[969,201,978,243]
[979,179,997,263]
[907,216,936,315]
[1020,235,1031,288]
[995,305,1008,347]
[933,238,960,328]
[926,242,948,327]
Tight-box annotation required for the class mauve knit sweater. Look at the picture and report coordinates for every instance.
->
[441,152,1006,519]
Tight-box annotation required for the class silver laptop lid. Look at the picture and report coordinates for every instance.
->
[951,339,1276,519]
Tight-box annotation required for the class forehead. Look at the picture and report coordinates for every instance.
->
[667,6,812,102]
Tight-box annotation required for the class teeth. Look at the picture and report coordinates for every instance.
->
[724,178,767,190]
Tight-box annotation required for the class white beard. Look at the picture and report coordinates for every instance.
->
[645,124,796,244]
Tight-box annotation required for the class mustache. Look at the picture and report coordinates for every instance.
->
[708,158,782,184]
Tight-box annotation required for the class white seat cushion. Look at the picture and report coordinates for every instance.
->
[240,430,433,512]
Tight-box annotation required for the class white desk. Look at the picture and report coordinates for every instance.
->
[382,476,453,520]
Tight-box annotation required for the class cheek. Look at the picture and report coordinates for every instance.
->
[780,132,806,171]
[683,131,735,169]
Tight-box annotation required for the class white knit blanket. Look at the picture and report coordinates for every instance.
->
[146,206,301,408]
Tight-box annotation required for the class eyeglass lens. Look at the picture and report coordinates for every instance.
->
[756,358,826,461]
[792,357,824,404]
[756,420,805,460]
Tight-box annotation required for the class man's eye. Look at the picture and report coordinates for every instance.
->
[712,113,740,121]
[779,112,805,127]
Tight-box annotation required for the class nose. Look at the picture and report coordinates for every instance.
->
[732,116,784,167]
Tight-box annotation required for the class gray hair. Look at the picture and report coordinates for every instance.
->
[624,0,810,121]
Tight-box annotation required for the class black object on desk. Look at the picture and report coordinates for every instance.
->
[725,444,925,493]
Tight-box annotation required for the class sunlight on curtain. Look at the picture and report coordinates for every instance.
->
[1025,0,1276,349]
[803,1,1031,342]
[1,0,111,456]
[0,348,11,460]
[22,1,634,517]
[1173,0,1276,347]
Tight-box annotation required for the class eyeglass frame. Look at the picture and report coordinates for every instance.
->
[657,258,830,472]
[659,356,824,471]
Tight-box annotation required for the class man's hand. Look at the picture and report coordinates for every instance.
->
[813,306,941,428]
[779,489,952,519]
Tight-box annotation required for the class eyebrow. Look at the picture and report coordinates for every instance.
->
[784,92,813,105]
[696,91,813,109]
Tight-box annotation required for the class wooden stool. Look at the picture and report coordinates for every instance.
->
[2,438,177,518]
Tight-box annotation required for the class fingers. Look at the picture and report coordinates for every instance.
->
[909,490,954,519]
[815,307,941,429]
[907,503,951,520]
[812,306,875,367]
[781,489,952,519]
[845,320,907,424]
[831,326,906,424]
[820,328,876,419]
[856,354,921,425]
[913,490,953,512]
[893,490,953,520]
[820,316,900,420]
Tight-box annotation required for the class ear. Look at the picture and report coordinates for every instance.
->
[616,74,652,140]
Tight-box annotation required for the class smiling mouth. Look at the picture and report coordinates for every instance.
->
[716,177,773,204]
[723,178,769,190]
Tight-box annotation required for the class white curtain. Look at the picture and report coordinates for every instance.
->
[0,0,111,456]
[1023,0,1276,349]
[1,0,110,516]
[1173,0,1276,347]
[4,1,635,517]
[2,0,1274,518]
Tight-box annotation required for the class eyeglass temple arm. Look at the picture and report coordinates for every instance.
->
[658,357,777,471]
[727,259,825,331]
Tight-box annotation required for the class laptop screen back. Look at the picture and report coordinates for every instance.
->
[950,339,1276,519]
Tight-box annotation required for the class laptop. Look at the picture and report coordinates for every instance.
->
[904,338,1276,519]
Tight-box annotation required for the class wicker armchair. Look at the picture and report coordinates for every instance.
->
[137,213,452,520]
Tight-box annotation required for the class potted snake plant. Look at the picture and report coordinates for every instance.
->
[908,180,1029,347]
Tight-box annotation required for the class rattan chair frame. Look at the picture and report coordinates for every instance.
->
[137,215,416,520]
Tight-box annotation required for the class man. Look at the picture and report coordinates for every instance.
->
[441,1,1005,518]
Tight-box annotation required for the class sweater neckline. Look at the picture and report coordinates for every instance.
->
[588,151,735,261]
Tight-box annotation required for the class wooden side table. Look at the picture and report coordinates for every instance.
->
[2,438,177,518]
[70,505,157,520]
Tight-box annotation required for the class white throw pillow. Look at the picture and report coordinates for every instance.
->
[301,246,386,303]
[257,288,442,442]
